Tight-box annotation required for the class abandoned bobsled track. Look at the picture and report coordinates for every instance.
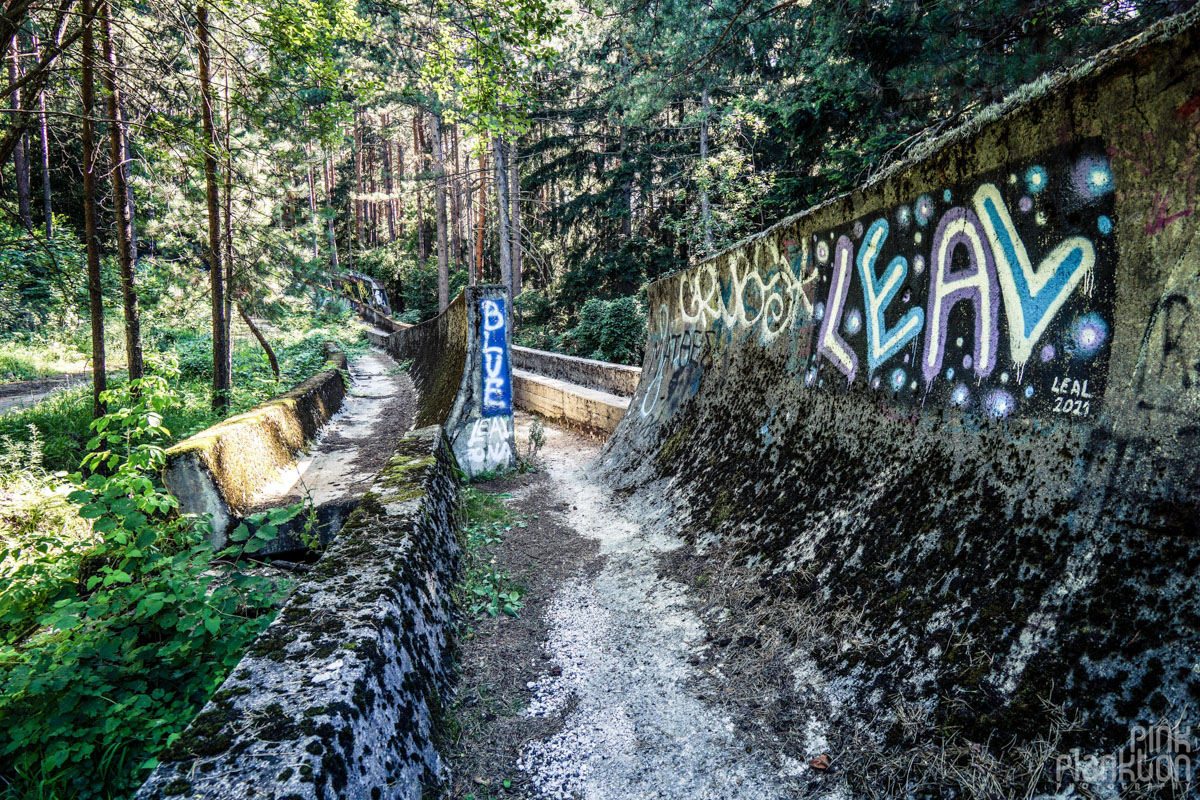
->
[140,10,1200,800]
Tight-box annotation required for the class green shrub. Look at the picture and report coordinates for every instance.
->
[560,296,646,366]
[0,378,295,799]
[0,354,40,381]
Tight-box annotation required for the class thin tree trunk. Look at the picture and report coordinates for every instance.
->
[8,36,30,229]
[222,60,233,374]
[306,150,318,259]
[237,302,278,380]
[475,144,486,285]
[492,135,512,292]
[699,85,712,251]
[395,138,404,237]
[450,124,461,270]
[81,0,105,419]
[197,1,229,412]
[429,111,449,311]
[31,33,50,238]
[325,153,339,271]
[464,139,474,280]
[98,1,143,381]
[509,138,521,297]
[381,115,396,242]
[353,111,363,249]
[413,113,427,270]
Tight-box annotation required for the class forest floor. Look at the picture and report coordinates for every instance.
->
[446,414,801,800]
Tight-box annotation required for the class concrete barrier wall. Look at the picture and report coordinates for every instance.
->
[138,426,459,800]
[162,343,348,547]
[597,9,1200,769]
[377,286,517,477]
[512,369,629,437]
[353,300,409,334]
[512,345,641,397]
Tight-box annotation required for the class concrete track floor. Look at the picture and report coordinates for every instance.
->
[449,415,804,800]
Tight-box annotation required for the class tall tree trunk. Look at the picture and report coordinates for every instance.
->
[306,150,318,259]
[395,138,405,237]
[353,111,363,250]
[509,138,521,297]
[32,33,50,237]
[475,144,486,285]
[450,124,461,270]
[325,153,339,271]
[429,111,449,311]
[81,0,105,419]
[413,113,426,270]
[464,137,474,280]
[221,58,233,379]
[699,85,712,251]
[99,1,143,381]
[381,116,396,242]
[492,135,512,292]
[619,125,632,239]
[197,1,229,412]
[8,36,30,229]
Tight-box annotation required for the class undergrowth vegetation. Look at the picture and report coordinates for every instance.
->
[0,294,359,799]
[456,487,526,621]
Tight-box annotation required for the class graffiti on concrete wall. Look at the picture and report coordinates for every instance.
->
[668,141,1117,421]
[464,416,512,475]
[640,304,717,419]
[479,298,513,417]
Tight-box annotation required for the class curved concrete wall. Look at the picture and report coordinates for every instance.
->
[380,286,517,477]
[598,9,1200,773]
[163,343,348,547]
[139,426,459,800]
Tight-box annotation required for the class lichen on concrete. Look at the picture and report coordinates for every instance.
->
[137,425,461,800]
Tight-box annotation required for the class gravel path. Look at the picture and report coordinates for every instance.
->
[460,417,792,800]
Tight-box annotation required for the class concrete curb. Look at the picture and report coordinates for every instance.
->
[137,425,460,800]
[162,343,348,547]
[512,345,641,397]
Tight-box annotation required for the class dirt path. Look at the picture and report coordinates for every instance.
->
[448,415,797,800]
[0,373,92,415]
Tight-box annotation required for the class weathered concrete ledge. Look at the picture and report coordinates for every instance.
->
[138,425,460,800]
[513,368,629,437]
[512,345,641,397]
[162,343,348,545]
[353,301,408,336]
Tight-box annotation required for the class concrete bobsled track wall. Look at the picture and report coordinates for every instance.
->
[138,426,459,800]
[381,285,517,477]
[598,9,1200,778]
[163,343,348,548]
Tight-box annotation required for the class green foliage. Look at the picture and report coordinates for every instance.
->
[456,487,525,620]
[560,296,646,366]
[0,380,294,799]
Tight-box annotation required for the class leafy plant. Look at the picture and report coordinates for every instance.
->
[455,487,526,621]
[0,379,292,799]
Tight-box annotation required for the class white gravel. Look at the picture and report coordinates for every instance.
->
[515,420,791,800]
